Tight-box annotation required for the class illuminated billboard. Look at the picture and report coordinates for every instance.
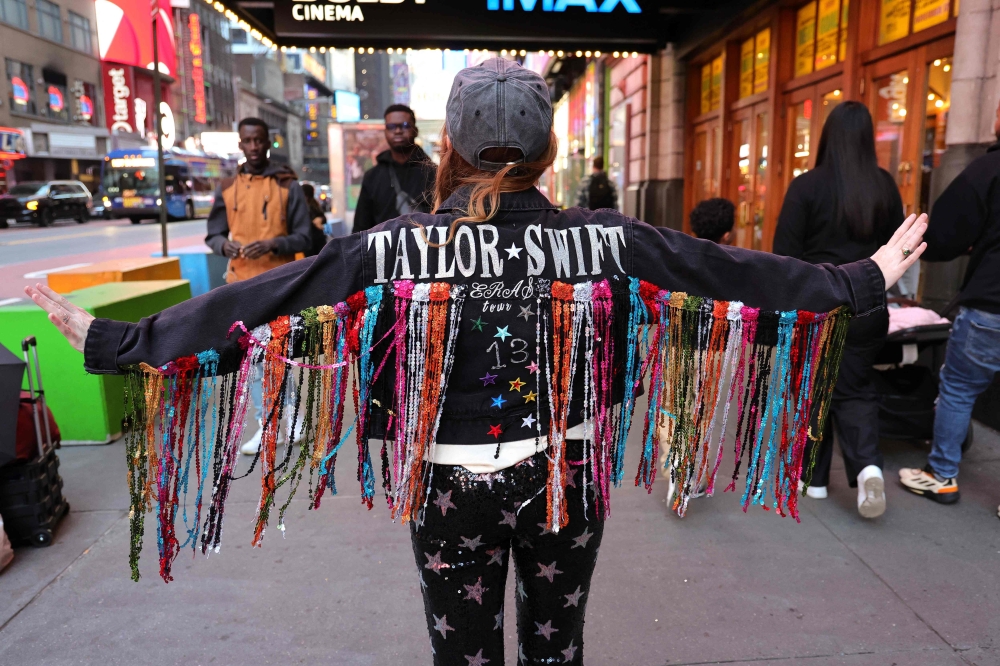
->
[95,0,177,76]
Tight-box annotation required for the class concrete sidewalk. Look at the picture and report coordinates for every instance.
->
[0,415,997,665]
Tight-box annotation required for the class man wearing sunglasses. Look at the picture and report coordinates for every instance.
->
[353,104,436,233]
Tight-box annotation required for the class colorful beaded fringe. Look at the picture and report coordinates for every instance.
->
[122,277,850,582]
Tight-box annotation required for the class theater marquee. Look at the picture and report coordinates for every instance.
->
[270,0,658,51]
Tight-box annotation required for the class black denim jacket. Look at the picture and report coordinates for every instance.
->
[85,187,884,445]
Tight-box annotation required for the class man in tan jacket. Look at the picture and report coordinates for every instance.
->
[205,117,312,282]
[205,117,312,453]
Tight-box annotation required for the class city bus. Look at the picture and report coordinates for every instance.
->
[100,148,237,224]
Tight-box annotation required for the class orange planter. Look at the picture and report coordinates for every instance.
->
[47,257,182,294]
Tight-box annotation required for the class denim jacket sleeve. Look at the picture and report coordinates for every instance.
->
[630,220,885,317]
[83,234,366,375]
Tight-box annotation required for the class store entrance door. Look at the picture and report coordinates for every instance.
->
[691,119,721,206]
[864,37,954,215]
[782,78,844,187]
[729,102,769,250]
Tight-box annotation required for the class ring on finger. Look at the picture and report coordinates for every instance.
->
[902,247,912,257]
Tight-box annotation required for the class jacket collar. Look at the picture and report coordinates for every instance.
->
[437,186,558,214]
[988,141,1000,153]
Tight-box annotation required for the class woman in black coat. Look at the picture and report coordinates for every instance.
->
[774,101,906,518]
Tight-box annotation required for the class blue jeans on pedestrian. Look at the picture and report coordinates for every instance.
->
[929,307,1000,479]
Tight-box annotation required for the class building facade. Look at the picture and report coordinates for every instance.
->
[0,0,106,190]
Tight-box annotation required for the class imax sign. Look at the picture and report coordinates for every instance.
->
[487,0,641,11]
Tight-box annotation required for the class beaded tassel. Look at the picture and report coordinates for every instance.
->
[118,279,855,583]
[252,317,293,546]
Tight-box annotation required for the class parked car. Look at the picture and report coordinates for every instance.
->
[0,181,92,228]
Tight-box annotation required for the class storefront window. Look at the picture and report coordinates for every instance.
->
[740,29,771,100]
[700,55,723,114]
[796,0,852,78]
[874,70,909,185]
[6,58,34,115]
[754,29,770,94]
[879,0,955,45]
[790,100,812,179]
[920,57,951,213]
[608,103,626,201]
[796,3,817,78]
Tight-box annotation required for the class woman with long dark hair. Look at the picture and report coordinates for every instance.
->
[774,100,906,518]
[27,63,923,664]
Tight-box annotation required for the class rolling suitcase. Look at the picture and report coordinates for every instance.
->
[0,337,69,547]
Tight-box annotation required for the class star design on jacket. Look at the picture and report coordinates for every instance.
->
[522,414,537,429]
[470,316,486,332]
[433,489,457,516]
[517,305,535,320]
[424,551,449,574]
[571,527,593,549]
[480,372,498,386]
[494,326,512,341]
[459,534,484,551]
[488,424,503,439]
[494,609,504,630]
[432,613,455,638]
[565,467,578,488]
[523,390,538,403]
[526,360,539,374]
[518,643,527,664]
[534,620,559,641]
[491,394,507,408]
[561,640,578,662]
[509,377,526,392]
[517,577,528,601]
[463,576,489,605]
[563,585,586,608]
[499,510,517,528]
[486,547,506,566]
[536,561,563,583]
[505,243,522,259]
[537,521,553,536]
[465,649,490,666]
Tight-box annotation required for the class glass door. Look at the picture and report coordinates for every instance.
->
[692,119,721,205]
[730,103,770,250]
[919,55,952,213]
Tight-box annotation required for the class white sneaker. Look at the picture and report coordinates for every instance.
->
[798,480,828,499]
[240,423,264,456]
[857,465,886,518]
[239,420,287,456]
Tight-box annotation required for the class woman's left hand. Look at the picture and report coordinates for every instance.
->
[871,213,927,290]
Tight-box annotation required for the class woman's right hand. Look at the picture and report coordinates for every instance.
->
[24,284,94,354]
[871,213,928,290]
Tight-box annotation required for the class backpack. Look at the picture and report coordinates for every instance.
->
[588,173,616,210]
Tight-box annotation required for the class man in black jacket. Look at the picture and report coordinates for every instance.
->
[899,101,1000,507]
[353,104,436,233]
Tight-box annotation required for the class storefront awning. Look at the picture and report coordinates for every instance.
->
[211,0,733,53]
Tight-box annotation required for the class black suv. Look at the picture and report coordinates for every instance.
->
[0,180,93,228]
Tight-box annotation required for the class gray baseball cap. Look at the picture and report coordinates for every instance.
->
[445,58,553,172]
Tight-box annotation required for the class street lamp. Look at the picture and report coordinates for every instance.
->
[151,0,168,258]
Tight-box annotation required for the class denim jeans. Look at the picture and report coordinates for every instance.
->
[929,307,1000,478]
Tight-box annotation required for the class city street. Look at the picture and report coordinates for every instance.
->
[0,400,997,665]
[0,218,208,303]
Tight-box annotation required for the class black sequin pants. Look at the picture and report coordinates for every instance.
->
[410,444,604,666]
